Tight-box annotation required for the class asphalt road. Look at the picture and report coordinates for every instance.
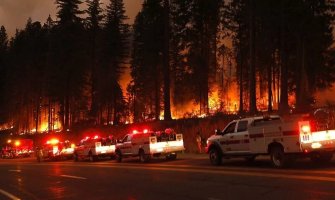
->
[1,154,335,200]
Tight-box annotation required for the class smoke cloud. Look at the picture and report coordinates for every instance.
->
[0,0,142,37]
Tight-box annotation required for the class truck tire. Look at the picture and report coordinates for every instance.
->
[209,148,222,166]
[139,150,150,163]
[115,150,122,163]
[88,152,96,162]
[73,153,79,162]
[270,146,287,168]
[166,153,177,160]
[37,155,42,162]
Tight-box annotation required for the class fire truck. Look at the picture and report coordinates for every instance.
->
[1,139,34,158]
[36,139,75,162]
[115,129,185,163]
[73,135,116,161]
[206,115,335,168]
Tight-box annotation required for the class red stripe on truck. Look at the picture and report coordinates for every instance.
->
[249,133,264,138]
[220,139,250,145]
[283,130,299,136]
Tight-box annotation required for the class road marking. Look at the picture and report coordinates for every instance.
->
[0,189,21,200]
[60,175,87,180]
[8,170,21,172]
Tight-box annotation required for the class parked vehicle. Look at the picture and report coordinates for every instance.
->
[206,115,335,168]
[115,129,185,163]
[2,139,34,159]
[36,138,75,162]
[73,135,116,161]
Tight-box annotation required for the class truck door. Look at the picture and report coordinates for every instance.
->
[221,122,237,152]
[233,120,250,152]
[121,135,132,155]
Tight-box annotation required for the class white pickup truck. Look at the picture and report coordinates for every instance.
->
[73,136,116,161]
[115,129,185,162]
[206,115,335,168]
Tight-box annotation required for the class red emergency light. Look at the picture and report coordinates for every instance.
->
[143,129,148,134]
[47,138,59,145]
[133,130,138,134]
[14,140,21,147]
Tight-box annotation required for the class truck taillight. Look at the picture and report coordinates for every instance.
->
[301,125,311,133]
[299,121,311,134]
[176,134,182,141]
[150,137,157,144]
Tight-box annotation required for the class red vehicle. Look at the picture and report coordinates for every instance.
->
[1,139,34,159]
[36,138,75,162]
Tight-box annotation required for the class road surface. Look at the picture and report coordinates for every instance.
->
[0,154,335,200]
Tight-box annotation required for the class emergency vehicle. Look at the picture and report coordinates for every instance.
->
[115,129,185,163]
[206,115,335,168]
[1,139,34,158]
[73,135,116,161]
[36,139,75,162]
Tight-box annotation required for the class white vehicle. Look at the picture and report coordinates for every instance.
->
[115,129,185,163]
[73,136,116,162]
[206,115,335,168]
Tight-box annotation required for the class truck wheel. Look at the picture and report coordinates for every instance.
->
[115,151,122,163]
[209,148,222,166]
[37,155,42,162]
[73,153,79,162]
[166,153,177,160]
[88,152,96,162]
[139,150,150,163]
[270,146,286,168]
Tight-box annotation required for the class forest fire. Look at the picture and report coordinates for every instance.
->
[31,121,62,133]
[168,83,240,120]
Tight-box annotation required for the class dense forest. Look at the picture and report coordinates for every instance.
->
[0,0,335,134]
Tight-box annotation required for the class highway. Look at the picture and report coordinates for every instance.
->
[1,154,335,200]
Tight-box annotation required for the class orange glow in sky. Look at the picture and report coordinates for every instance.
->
[0,0,142,37]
